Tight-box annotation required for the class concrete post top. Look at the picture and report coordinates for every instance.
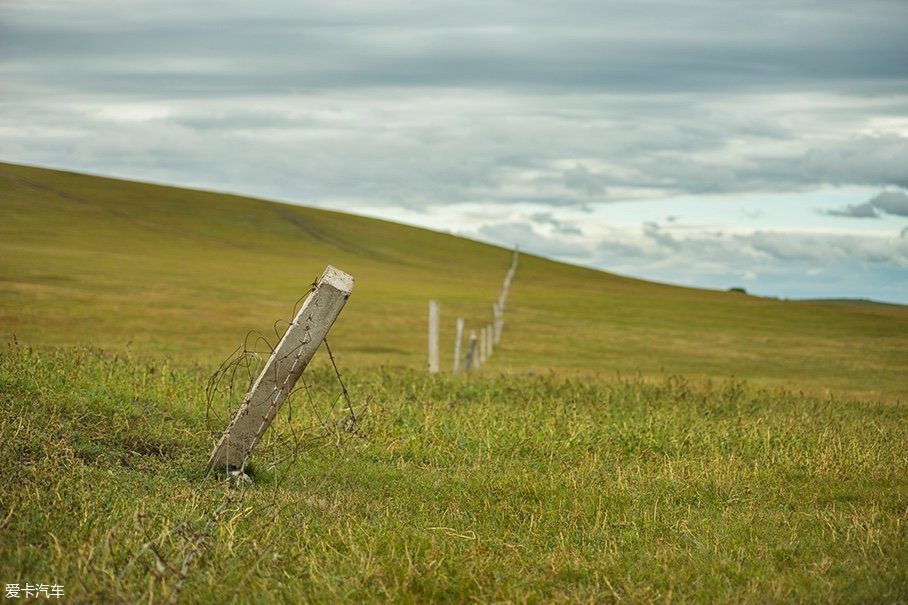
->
[322,265,354,294]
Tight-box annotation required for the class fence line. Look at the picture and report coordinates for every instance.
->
[428,248,519,374]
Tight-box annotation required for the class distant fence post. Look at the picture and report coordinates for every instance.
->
[464,330,478,371]
[428,300,440,374]
[479,327,487,365]
[485,325,493,358]
[453,318,464,374]
[208,265,354,472]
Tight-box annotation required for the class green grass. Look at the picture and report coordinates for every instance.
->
[1,162,906,400]
[1,163,907,603]
[1,346,905,603]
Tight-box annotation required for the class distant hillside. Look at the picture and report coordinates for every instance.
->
[1,162,906,399]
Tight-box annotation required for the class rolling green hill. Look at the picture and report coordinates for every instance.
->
[1,162,907,603]
[1,162,905,399]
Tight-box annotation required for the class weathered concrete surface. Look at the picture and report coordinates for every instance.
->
[208,265,354,472]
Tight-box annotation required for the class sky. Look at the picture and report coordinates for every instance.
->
[2,0,907,303]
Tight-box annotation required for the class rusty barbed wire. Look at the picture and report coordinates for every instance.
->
[203,282,367,479]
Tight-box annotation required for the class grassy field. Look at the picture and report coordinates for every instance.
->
[1,163,907,603]
[2,346,905,603]
[2,162,906,399]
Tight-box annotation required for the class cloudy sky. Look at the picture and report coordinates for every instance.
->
[2,0,907,303]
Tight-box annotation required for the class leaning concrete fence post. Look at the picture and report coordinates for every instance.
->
[428,300,440,374]
[208,265,354,472]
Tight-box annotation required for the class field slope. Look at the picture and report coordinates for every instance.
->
[1,162,906,399]
[1,163,906,604]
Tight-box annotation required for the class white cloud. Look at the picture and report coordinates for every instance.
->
[1,0,907,302]
[475,222,585,259]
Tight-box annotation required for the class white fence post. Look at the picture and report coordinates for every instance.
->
[479,327,487,365]
[453,317,464,374]
[485,324,493,358]
[464,330,478,371]
[208,265,354,472]
[428,300,440,374]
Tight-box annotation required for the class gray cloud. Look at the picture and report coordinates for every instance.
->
[562,164,606,197]
[589,222,908,268]
[476,222,583,258]
[470,219,908,302]
[2,0,908,303]
[869,191,908,217]
[738,231,905,266]
[2,0,907,205]
[643,222,683,251]
[530,213,583,236]
[826,201,880,218]
[802,135,908,189]
[826,189,908,219]
[2,0,905,98]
